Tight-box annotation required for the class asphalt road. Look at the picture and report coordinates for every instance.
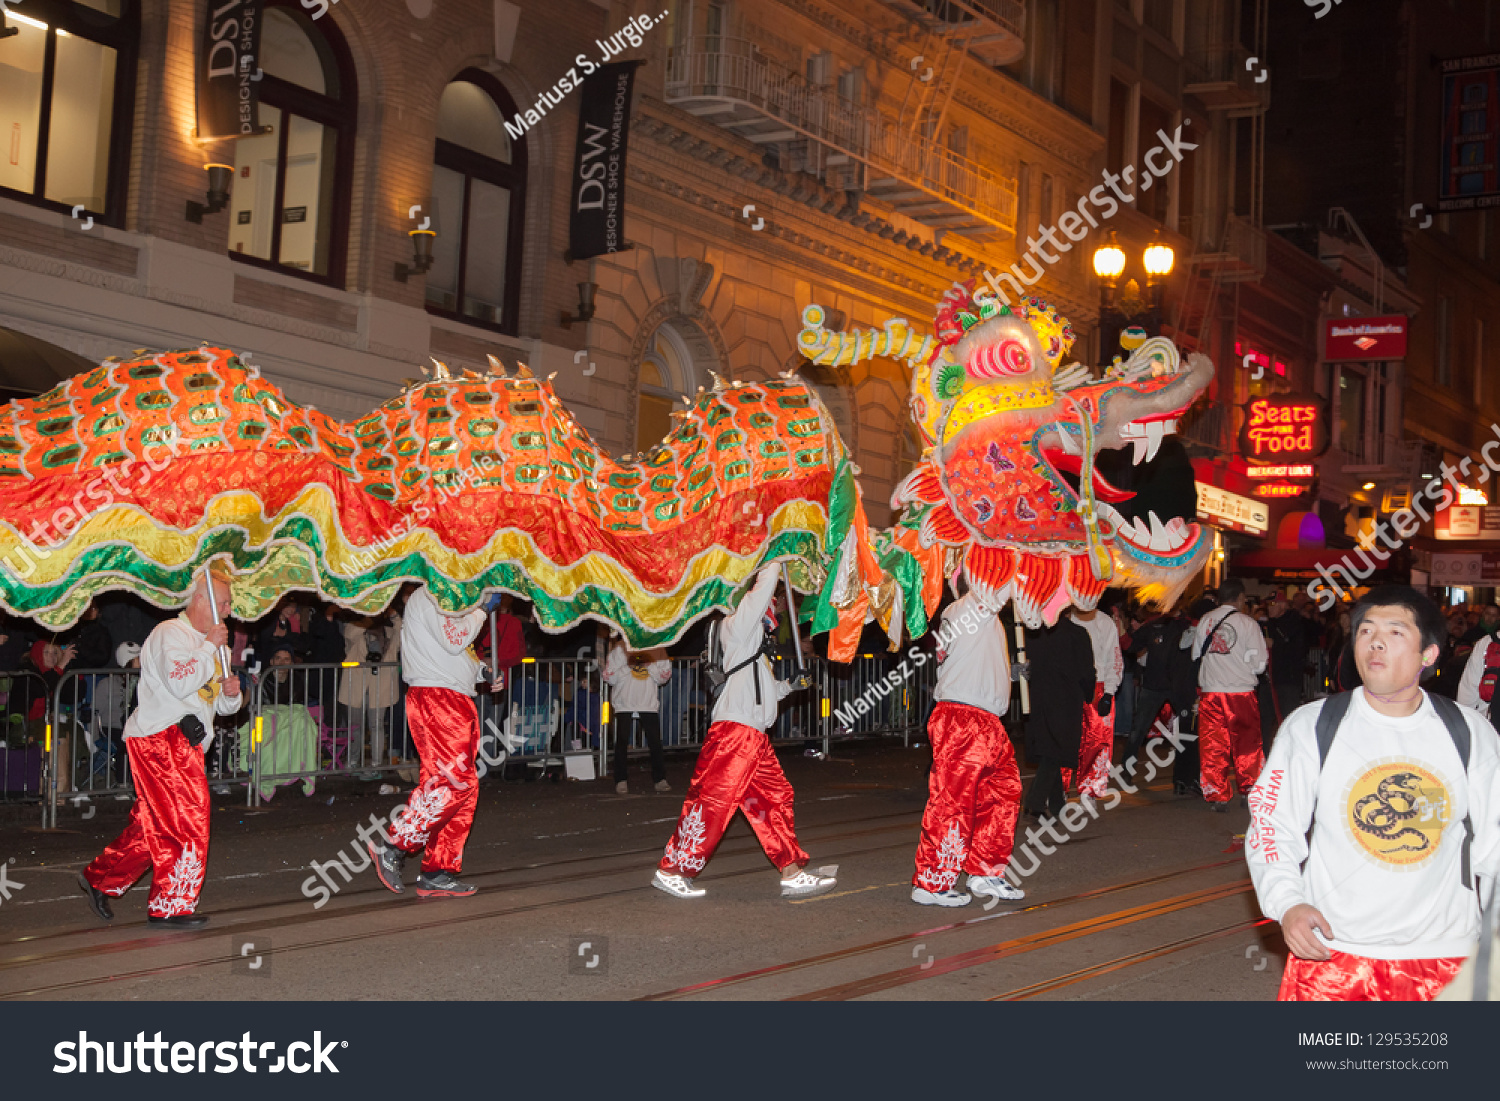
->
[0,739,1285,1001]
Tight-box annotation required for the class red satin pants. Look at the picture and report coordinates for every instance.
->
[659,721,809,877]
[1062,683,1112,798]
[1198,690,1262,803]
[84,726,210,918]
[388,687,479,874]
[1279,951,1465,1001]
[913,702,1022,891]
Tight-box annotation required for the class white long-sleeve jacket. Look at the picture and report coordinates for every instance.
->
[712,567,790,730]
[933,593,1010,717]
[1071,610,1123,695]
[400,587,486,695]
[1188,605,1266,693]
[1246,689,1500,959]
[124,616,244,753]
[602,640,671,713]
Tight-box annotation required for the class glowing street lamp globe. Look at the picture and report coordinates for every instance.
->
[1093,241,1126,282]
[1143,242,1175,280]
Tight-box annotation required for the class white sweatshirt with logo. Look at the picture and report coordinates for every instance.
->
[124,616,244,752]
[400,587,487,695]
[602,639,671,713]
[1246,689,1500,959]
[933,593,1010,717]
[1071,610,1123,695]
[1457,636,1498,712]
[1188,606,1266,693]
[712,567,791,730]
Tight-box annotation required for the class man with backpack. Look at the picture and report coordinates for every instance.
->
[652,566,836,900]
[1246,585,1500,1000]
[1186,578,1267,811]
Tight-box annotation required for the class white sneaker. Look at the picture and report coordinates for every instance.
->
[615,781,629,795]
[654,779,671,793]
[1079,794,1097,816]
[780,870,837,898]
[912,886,971,907]
[652,870,705,898]
[967,874,1025,901]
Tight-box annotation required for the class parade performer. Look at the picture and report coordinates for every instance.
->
[912,584,1026,907]
[601,636,672,794]
[1065,606,1123,807]
[1247,586,1500,1001]
[367,585,490,898]
[77,565,243,928]
[1189,578,1267,810]
[653,566,836,899]
[1023,617,1097,822]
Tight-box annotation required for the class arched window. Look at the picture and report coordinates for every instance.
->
[0,0,138,222]
[225,3,355,282]
[426,72,527,335]
[637,323,701,452]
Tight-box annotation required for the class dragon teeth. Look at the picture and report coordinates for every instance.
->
[1144,421,1165,462]
[1131,438,1149,465]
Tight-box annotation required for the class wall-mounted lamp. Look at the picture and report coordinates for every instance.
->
[560,281,597,329]
[394,227,437,282]
[185,163,234,223]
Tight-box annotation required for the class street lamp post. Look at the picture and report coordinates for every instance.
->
[1092,230,1174,365]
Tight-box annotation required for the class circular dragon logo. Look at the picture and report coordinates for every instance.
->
[1342,759,1451,869]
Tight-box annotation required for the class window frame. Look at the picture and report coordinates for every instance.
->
[425,69,528,338]
[0,0,139,225]
[225,0,357,288]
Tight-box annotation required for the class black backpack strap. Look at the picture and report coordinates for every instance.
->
[1429,693,1475,891]
[1314,691,1353,767]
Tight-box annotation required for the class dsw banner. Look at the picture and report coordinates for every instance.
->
[568,61,642,260]
[196,0,264,141]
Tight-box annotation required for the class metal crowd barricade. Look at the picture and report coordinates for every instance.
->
[0,670,50,810]
[475,655,611,778]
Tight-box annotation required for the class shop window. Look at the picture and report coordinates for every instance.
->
[425,72,527,335]
[0,0,137,221]
[225,3,355,283]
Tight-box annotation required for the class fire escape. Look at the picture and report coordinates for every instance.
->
[1172,0,1271,456]
[663,0,1025,242]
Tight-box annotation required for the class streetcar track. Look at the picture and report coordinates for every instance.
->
[990,917,1273,1000]
[787,879,1255,1000]
[638,857,1245,1001]
[0,836,921,999]
[0,808,922,952]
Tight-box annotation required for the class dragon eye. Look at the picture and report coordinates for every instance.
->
[968,339,1033,378]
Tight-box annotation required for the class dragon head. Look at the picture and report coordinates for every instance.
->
[893,281,1213,625]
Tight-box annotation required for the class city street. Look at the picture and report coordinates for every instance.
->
[0,741,1282,1002]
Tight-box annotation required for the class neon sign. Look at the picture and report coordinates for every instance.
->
[1239,394,1329,463]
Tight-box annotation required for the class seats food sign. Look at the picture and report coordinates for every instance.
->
[1239,394,1329,464]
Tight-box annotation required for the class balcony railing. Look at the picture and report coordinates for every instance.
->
[1183,41,1270,113]
[1179,399,1230,455]
[880,0,1027,65]
[665,37,1017,238]
[1184,212,1267,282]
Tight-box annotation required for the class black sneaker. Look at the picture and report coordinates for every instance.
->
[148,913,209,929]
[1210,801,1231,813]
[77,873,113,922]
[415,871,477,898]
[369,836,406,894]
